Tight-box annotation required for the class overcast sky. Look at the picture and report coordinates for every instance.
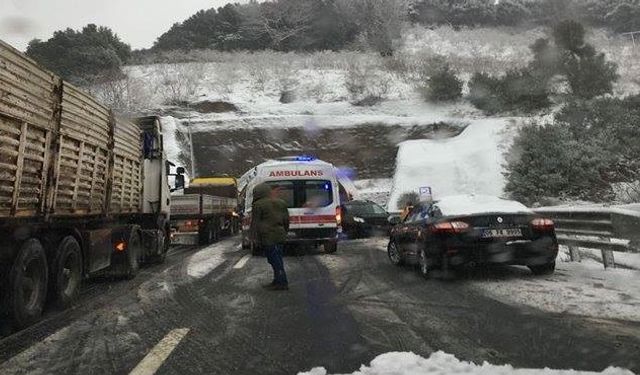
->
[0,0,242,51]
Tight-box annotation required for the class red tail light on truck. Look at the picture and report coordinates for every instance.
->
[336,206,342,225]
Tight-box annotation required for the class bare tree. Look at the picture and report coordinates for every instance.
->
[259,0,315,49]
[88,72,153,116]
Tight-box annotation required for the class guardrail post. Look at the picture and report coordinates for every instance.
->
[568,245,581,262]
[601,249,615,269]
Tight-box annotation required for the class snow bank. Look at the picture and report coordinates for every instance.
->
[435,194,532,216]
[471,255,640,322]
[388,118,518,212]
[182,99,473,132]
[298,351,632,375]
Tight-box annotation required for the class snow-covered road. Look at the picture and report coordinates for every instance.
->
[1,238,639,374]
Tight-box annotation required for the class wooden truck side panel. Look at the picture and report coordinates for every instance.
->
[53,82,112,215]
[0,41,59,218]
[110,117,143,214]
[0,39,143,220]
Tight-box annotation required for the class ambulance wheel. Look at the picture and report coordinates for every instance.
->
[324,241,337,254]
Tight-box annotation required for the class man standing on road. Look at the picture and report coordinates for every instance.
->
[250,184,290,291]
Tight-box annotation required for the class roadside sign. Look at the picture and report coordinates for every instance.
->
[419,186,433,202]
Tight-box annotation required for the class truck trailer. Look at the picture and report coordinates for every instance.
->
[0,40,176,328]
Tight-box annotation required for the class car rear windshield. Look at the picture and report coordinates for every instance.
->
[264,180,333,208]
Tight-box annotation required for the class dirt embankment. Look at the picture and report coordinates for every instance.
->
[191,122,465,179]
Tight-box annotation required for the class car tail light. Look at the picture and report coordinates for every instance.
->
[430,221,469,234]
[336,206,342,224]
[531,218,554,231]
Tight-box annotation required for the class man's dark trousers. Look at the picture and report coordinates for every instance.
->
[264,244,288,285]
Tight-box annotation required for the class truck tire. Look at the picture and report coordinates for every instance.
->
[148,229,169,264]
[115,231,141,280]
[51,236,82,308]
[324,241,338,254]
[8,239,48,329]
[199,222,215,245]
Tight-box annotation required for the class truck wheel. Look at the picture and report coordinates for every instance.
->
[324,241,338,254]
[51,236,82,308]
[148,229,168,264]
[116,231,141,279]
[199,222,213,245]
[8,239,48,329]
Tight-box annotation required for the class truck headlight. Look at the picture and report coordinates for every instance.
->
[353,216,365,223]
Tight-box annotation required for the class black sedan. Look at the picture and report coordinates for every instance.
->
[387,194,558,277]
[342,200,391,238]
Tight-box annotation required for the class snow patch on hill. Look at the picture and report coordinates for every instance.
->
[388,118,520,211]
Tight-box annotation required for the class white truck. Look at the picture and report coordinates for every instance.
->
[170,177,239,245]
[0,39,181,329]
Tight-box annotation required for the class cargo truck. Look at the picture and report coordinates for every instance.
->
[170,177,240,245]
[0,40,180,329]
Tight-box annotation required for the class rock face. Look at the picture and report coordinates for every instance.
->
[192,101,239,113]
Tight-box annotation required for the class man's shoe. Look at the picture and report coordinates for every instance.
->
[270,284,289,291]
[263,283,289,291]
[262,282,276,289]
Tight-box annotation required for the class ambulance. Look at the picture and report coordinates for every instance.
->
[240,156,351,254]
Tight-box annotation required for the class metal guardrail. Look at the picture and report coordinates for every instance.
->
[534,207,640,268]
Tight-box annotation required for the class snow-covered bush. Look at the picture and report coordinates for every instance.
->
[273,62,299,103]
[468,70,550,114]
[344,61,391,105]
[425,65,463,101]
[505,94,640,205]
[415,57,462,102]
[157,63,204,105]
[212,64,239,97]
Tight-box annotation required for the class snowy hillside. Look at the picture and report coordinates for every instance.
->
[105,26,639,206]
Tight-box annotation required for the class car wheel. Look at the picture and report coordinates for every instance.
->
[51,236,83,308]
[418,249,431,279]
[529,261,555,275]
[387,241,403,266]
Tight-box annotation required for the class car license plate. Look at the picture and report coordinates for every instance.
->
[482,228,522,238]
